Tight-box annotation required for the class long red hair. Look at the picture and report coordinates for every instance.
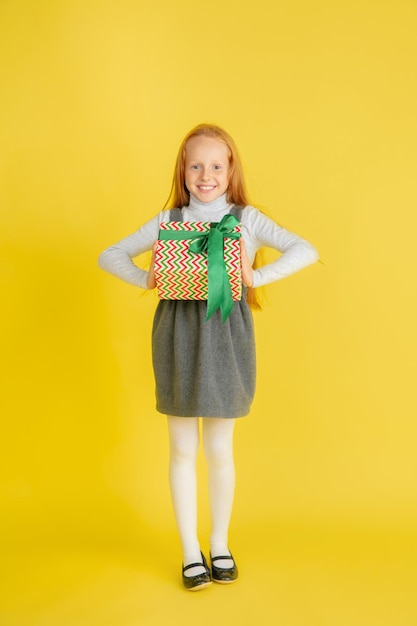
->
[164,123,262,310]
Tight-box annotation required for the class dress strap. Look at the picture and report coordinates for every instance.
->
[169,208,183,221]
[229,205,244,221]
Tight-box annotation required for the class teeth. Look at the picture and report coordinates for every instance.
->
[199,186,215,190]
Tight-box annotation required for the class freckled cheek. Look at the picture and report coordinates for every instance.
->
[184,173,195,190]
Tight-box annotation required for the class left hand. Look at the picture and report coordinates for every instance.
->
[240,238,254,288]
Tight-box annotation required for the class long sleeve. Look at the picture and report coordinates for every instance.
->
[241,206,319,288]
[99,203,319,290]
[98,212,167,289]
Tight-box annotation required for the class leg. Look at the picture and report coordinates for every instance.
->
[167,416,205,577]
[203,418,236,568]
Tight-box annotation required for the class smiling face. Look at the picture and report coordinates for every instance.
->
[184,135,230,203]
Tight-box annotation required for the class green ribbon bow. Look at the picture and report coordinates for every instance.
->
[159,214,241,322]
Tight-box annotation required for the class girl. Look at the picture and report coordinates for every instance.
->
[99,124,319,591]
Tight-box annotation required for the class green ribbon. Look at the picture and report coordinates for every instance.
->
[158,214,241,322]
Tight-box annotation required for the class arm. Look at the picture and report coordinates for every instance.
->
[98,213,163,289]
[241,206,319,288]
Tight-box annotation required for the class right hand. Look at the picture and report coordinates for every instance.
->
[147,241,158,289]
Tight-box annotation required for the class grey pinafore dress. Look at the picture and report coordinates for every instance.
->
[151,206,256,418]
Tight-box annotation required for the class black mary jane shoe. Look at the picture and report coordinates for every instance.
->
[210,552,239,584]
[182,552,212,591]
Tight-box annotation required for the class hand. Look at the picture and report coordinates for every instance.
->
[147,241,158,289]
[240,238,254,288]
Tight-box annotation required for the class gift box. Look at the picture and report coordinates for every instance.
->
[154,214,242,322]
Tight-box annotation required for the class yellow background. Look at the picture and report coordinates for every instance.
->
[1,0,417,624]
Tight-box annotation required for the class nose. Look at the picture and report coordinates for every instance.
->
[200,167,211,180]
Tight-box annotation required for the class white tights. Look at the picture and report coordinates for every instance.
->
[167,416,236,574]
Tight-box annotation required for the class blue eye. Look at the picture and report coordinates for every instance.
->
[191,165,200,170]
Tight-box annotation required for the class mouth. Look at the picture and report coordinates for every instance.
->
[197,185,216,192]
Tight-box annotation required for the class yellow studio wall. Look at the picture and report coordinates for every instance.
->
[1,0,417,624]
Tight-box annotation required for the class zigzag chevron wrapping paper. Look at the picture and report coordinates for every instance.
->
[154,221,242,301]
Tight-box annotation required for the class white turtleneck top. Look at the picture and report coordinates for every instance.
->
[98,193,319,289]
